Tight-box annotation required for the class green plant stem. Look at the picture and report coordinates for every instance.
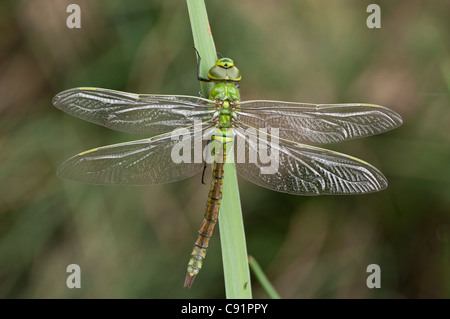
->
[186,0,216,97]
[186,0,252,298]
[220,157,252,298]
[249,256,281,299]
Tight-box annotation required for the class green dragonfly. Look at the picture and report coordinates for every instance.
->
[53,54,402,288]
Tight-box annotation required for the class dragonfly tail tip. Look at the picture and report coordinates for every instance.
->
[184,272,196,288]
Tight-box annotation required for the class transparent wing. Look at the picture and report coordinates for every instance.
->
[233,125,387,195]
[237,100,403,144]
[57,123,213,185]
[53,87,214,134]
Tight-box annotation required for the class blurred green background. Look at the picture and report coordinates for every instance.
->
[1,0,449,298]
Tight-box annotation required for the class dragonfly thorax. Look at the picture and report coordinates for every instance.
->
[209,83,240,128]
[209,82,239,101]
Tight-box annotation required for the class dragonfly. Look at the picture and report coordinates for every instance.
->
[53,53,402,288]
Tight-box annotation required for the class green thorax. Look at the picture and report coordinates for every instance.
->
[208,82,240,101]
[207,57,241,129]
[209,83,240,129]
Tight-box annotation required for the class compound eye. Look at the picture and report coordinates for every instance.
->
[216,58,234,69]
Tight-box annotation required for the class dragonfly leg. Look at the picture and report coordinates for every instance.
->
[193,46,212,82]
[201,162,207,185]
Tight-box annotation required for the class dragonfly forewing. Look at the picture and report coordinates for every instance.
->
[53,87,214,135]
[237,101,402,144]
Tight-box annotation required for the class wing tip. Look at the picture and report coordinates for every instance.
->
[363,103,404,129]
[52,92,63,109]
[381,106,403,128]
[52,87,100,108]
[359,162,389,194]
[56,160,74,181]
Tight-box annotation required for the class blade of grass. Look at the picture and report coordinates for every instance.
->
[186,0,216,97]
[220,160,252,298]
[186,0,252,298]
[249,255,281,299]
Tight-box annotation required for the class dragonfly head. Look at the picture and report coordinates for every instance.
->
[216,57,234,69]
[208,57,242,82]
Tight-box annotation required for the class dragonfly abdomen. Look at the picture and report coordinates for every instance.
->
[184,161,225,288]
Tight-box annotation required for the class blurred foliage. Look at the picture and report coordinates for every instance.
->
[0,0,449,298]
